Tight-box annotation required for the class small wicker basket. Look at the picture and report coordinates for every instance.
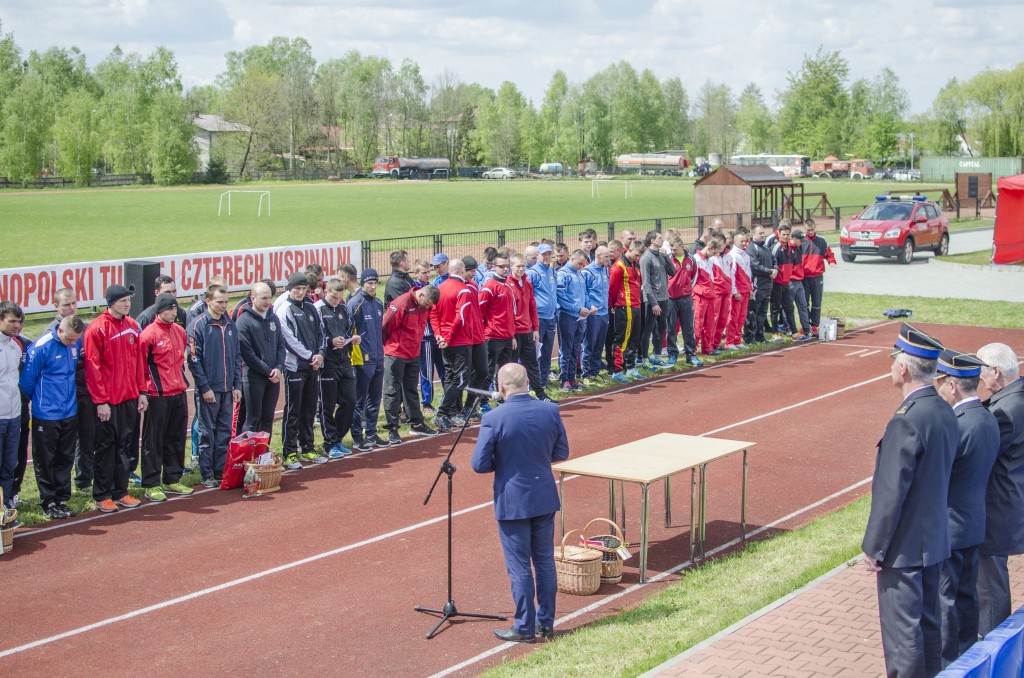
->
[243,456,283,493]
[582,518,626,584]
[826,308,847,339]
[1,525,14,554]
[554,529,603,595]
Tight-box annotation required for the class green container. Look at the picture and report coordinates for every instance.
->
[922,156,1024,182]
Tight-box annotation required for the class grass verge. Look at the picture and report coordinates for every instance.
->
[822,292,1021,329]
[483,496,870,677]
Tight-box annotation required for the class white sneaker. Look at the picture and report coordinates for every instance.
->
[723,344,738,350]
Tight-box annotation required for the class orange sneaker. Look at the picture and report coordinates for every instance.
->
[97,499,119,513]
[115,495,142,508]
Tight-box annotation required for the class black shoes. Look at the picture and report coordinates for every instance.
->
[494,628,536,644]
[538,625,554,639]
[367,434,390,448]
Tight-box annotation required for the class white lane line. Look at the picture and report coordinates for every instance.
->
[430,476,874,678]
[1,333,895,659]
[859,349,882,358]
[846,349,870,357]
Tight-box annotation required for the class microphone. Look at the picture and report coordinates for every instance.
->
[464,386,503,402]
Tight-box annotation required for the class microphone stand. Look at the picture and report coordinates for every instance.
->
[414,394,506,639]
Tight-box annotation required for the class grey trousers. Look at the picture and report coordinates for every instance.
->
[977,554,1011,636]
[877,563,941,678]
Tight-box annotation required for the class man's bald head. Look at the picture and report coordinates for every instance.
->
[497,363,529,396]
[449,259,466,277]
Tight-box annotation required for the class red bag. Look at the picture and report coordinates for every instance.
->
[220,431,270,490]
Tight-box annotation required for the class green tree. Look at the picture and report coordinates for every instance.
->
[0,74,47,183]
[538,70,569,162]
[662,77,690,150]
[776,48,850,157]
[148,90,197,184]
[693,80,737,159]
[54,89,99,185]
[473,82,530,166]
[735,83,774,153]
[923,78,968,155]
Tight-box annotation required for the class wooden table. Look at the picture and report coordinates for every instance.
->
[552,433,756,583]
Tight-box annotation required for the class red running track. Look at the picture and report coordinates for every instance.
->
[2,321,1020,677]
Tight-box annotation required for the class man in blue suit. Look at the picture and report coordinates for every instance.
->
[934,350,1000,667]
[862,323,958,678]
[472,362,570,643]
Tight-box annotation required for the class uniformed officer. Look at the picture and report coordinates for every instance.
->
[863,323,958,678]
[974,342,1024,635]
[933,350,1000,667]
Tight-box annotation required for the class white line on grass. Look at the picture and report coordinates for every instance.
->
[1,363,890,661]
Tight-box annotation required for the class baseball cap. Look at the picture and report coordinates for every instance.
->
[430,253,449,266]
[537,244,553,254]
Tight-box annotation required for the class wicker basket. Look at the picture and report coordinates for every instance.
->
[583,518,626,584]
[826,308,847,339]
[243,456,283,493]
[554,529,603,595]
[1,525,13,554]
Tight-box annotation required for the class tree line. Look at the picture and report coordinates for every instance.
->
[1,22,1022,186]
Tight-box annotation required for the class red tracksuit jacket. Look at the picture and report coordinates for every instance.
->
[429,276,485,347]
[668,252,697,299]
[383,289,431,359]
[479,276,517,340]
[608,256,642,309]
[139,318,188,397]
[801,235,836,277]
[84,309,147,406]
[510,275,539,334]
[692,251,716,299]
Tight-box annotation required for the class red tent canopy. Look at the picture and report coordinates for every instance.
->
[994,174,1024,264]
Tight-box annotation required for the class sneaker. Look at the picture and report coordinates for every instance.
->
[709,349,722,356]
[626,368,642,379]
[201,478,219,488]
[795,333,812,342]
[422,404,435,415]
[572,381,583,391]
[771,334,785,343]
[145,487,167,502]
[352,439,373,453]
[449,414,467,427]
[479,402,492,415]
[547,373,558,383]
[97,499,119,513]
[115,494,142,508]
[736,343,749,350]
[303,452,329,464]
[328,443,353,458]
[467,409,482,422]
[581,377,594,386]
[663,355,678,366]
[12,494,24,507]
[367,434,390,448]
[44,502,67,520]
[162,483,194,496]
[410,423,438,436]
[723,344,738,350]
[536,393,556,403]
[687,355,704,367]
[611,372,630,384]
[432,416,452,433]
[58,502,78,517]
[648,356,665,366]
[284,454,303,470]
[562,381,574,392]
[129,472,142,486]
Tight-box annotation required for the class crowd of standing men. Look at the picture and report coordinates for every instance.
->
[863,324,1024,676]
[0,221,837,521]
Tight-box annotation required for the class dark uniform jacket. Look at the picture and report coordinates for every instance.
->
[862,385,958,568]
[747,240,776,291]
[948,398,1001,550]
[981,378,1024,556]
[384,269,413,304]
[236,306,286,380]
[315,298,355,369]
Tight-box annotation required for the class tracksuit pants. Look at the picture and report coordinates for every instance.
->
[770,282,795,333]
[0,416,20,508]
[384,356,423,430]
[581,314,609,378]
[665,296,696,358]
[319,365,357,447]
[693,293,719,355]
[11,404,28,498]
[93,399,139,502]
[536,317,556,383]
[803,276,824,329]
[439,343,487,417]
[790,280,811,334]
[514,331,545,396]
[556,313,585,384]
[604,312,617,372]
[284,364,319,454]
[352,361,385,442]
[419,335,444,408]
[141,392,188,487]
[31,415,78,507]
[196,391,233,481]
[611,306,640,373]
[243,372,280,438]
[486,338,516,389]
[712,293,731,349]
[640,302,667,361]
[745,285,772,344]
[727,293,750,347]
[74,394,96,489]
[497,512,558,637]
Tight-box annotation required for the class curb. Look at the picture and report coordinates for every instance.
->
[931,257,1023,273]
[639,555,865,677]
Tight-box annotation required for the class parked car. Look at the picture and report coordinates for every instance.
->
[482,167,517,179]
[839,195,949,264]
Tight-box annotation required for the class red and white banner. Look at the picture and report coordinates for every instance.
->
[0,241,361,314]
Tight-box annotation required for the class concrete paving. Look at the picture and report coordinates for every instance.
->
[823,228,1024,303]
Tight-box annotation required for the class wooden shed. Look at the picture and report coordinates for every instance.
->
[955,172,995,210]
[694,165,803,228]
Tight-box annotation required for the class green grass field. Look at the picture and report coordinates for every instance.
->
[1,178,947,267]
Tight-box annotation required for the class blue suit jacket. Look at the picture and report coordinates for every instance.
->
[471,393,570,521]
[947,399,1000,549]
[862,385,958,568]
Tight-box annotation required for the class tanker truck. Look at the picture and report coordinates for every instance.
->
[615,152,689,174]
[372,156,451,179]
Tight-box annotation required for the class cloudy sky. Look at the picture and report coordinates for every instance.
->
[2,0,1021,113]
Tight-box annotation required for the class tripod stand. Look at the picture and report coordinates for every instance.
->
[414,400,506,639]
